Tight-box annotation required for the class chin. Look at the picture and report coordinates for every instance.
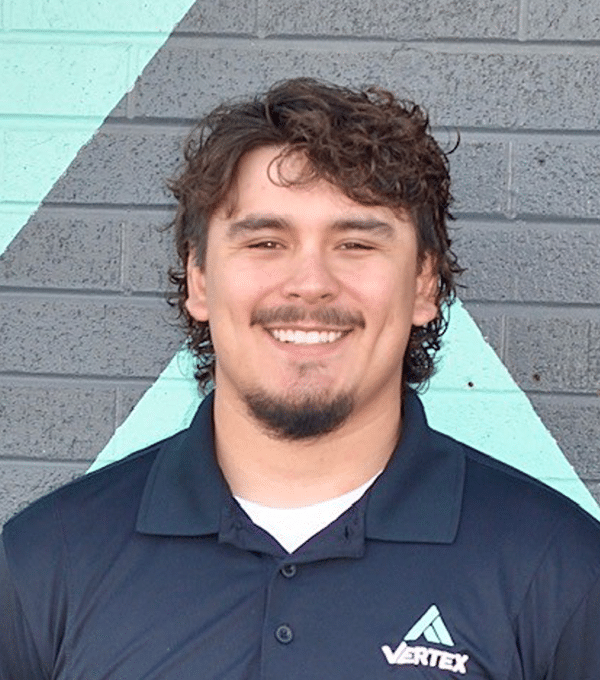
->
[243,388,354,441]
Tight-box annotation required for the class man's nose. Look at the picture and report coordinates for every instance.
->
[281,250,341,303]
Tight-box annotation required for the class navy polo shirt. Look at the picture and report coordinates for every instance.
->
[2,391,600,679]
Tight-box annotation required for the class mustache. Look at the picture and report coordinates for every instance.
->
[251,306,365,329]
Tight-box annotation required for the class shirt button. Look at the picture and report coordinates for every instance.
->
[275,624,294,644]
[280,564,297,578]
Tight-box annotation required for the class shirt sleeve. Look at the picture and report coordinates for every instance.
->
[0,492,70,680]
[544,570,600,680]
[0,536,48,680]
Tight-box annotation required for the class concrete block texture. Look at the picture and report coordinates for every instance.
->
[449,140,509,215]
[131,43,600,132]
[108,93,129,119]
[504,314,595,393]
[46,127,182,206]
[590,483,600,507]
[589,323,600,388]
[384,51,600,131]
[0,296,182,378]
[0,383,115,461]
[388,52,600,131]
[175,0,258,34]
[527,0,600,40]
[132,45,207,120]
[116,383,155,425]
[461,309,504,359]
[529,396,600,479]
[0,208,176,294]
[260,0,518,39]
[513,141,600,219]
[0,462,87,526]
[0,210,122,291]
[123,214,177,293]
[132,45,390,120]
[456,222,600,303]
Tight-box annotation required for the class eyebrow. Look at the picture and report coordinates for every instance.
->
[226,215,396,239]
[226,216,289,239]
[330,218,396,239]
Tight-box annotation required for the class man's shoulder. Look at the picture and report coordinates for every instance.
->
[2,429,185,555]
[446,431,600,559]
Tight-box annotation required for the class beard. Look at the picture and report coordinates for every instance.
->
[244,389,354,441]
[241,304,362,439]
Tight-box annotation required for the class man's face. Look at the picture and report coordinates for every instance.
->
[186,146,438,438]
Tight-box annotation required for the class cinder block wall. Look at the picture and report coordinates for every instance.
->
[1,0,599,523]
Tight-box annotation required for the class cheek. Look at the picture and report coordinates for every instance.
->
[346,268,417,321]
[204,261,279,321]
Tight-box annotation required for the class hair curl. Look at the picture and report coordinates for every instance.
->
[168,77,463,391]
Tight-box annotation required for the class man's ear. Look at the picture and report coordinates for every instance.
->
[185,250,209,322]
[412,254,439,327]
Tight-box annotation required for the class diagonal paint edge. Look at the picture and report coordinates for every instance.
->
[89,300,600,521]
[0,0,197,256]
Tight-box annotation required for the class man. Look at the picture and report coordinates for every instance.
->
[1,79,599,679]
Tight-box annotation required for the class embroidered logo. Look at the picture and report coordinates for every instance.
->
[381,605,470,674]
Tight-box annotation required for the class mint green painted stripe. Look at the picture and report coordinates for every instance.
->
[8,0,195,33]
[0,0,196,256]
[0,205,40,254]
[88,349,201,471]
[90,300,600,520]
[423,302,599,519]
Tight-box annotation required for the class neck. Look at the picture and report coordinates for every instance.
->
[212,387,401,507]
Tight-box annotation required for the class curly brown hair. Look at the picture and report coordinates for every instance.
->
[168,77,463,391]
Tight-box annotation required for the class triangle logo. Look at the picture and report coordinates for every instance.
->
[381,604,469,672]
[403,604,454,647]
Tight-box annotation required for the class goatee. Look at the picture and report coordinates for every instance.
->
[244,390,354,440]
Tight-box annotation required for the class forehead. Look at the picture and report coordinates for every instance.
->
[213,145,412,228]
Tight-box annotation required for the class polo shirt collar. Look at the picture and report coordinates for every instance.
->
[137,390,465,544]
[137,391,225,536]
[365,391,465,544]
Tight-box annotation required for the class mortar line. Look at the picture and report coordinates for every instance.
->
[499,312,509,364]
[5,30,600,50]
[463,302,600,322]
[172,33,600,51]
[518,0,530,41]
[0,287,170,301]
[506,140,516,219]
[119,216,128,292]
[0,372,156,388]
[26,202,600,225]
[0,458,92,469]
[5,114,600,140]
[2,0,11,31]
[0,368,174,383]
[528,392,600,406]
[586,318,592,392]
[114,383,123,433]
[255,0,265,39]
[126,45,137,120]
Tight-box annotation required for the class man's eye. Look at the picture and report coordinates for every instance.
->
[247,240,281,249]
[340,242,374,250]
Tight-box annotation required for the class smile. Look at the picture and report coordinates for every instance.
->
[269,329,346,345]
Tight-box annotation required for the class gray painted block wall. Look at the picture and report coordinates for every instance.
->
[1,0,599,523]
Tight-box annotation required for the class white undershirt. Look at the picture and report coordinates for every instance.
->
[235,472,382,553]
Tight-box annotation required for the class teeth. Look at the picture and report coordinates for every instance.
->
[271,329,344,344]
